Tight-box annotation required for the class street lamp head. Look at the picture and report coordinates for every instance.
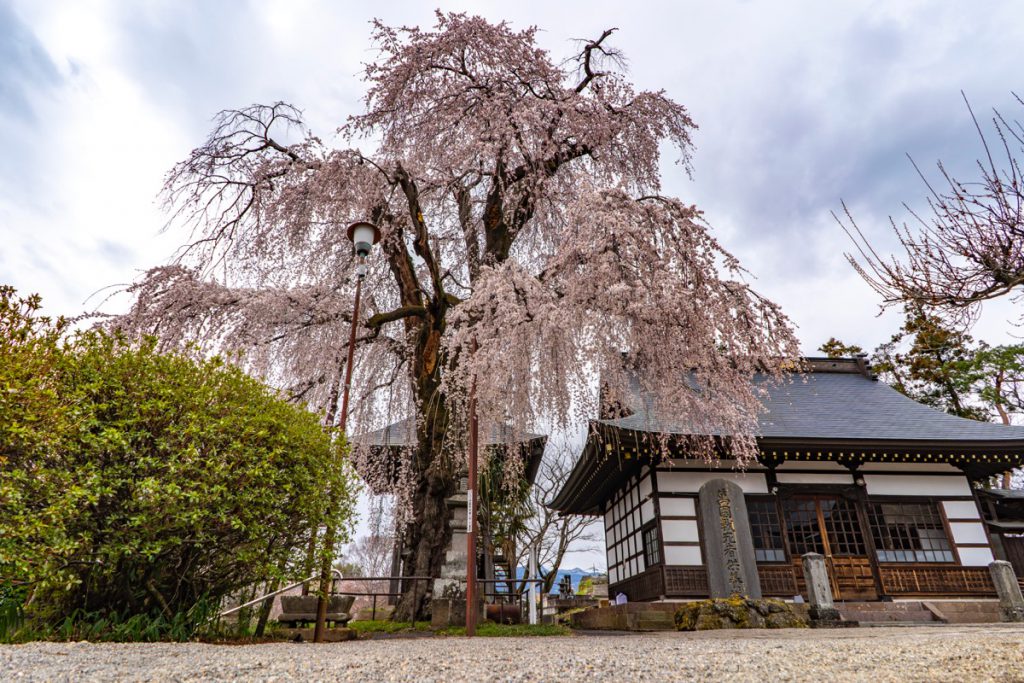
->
[346,221,381,258]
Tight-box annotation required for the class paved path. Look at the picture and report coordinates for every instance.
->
[3,624,1024,681]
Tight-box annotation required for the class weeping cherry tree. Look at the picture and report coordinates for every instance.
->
[116,13,800,620]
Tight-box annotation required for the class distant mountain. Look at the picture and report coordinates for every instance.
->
[515,565,605,593]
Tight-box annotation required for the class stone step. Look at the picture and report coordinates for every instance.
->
[838,601,939,624]
[857,621,948,628]
[635,621,675,631]
[921,600,1002,624]
[836,602,931,612]
[839,611,936,623]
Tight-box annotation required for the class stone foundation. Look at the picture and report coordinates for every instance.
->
[430,597,485,628]
[570,602,679,631]
[674,598,808,630]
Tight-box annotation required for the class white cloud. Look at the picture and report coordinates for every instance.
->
[5,0,1024,571]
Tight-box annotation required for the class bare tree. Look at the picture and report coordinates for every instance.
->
[346,531,394,579]
[512,452,601,594]
[841,93,1024,328]
[114,13,799,619]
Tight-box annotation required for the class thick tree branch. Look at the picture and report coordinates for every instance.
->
[365,305,428,328]
[395,164,445,301]
[574,28,619,93]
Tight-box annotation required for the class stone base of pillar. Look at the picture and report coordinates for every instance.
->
[808,605,854,628]
[430,597,485,629]
[1000,605,1024,623]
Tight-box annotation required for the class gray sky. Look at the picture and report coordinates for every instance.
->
[4,0,1023,569]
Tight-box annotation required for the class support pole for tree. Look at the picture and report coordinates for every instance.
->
[314,266,364,643]
[466,337,479,637]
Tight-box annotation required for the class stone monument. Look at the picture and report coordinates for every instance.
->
[430,483,484,628]
[697,479,761,598]
[989,560,1024,622]
[801,553,844,626]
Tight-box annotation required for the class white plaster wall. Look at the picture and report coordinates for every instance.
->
[775,472,854,485]
[664,546,702,565]
[958,547,996,566]
[640,499,655,522]
[950,522,989,545]
[656,470,769,494]
[863,474,971,497]
[942,501,981,519]
[661,459,765,470]
[661,519,699,543]
[639,475,652,500]
[775,461,848,471]
[659,497,696,517]
[860,462,960,473]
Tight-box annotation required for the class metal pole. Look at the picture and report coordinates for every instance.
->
[314,266,364,643]
[466,337,479,637]
[528,545,538,625]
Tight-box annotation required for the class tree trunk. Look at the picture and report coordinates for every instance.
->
[392,471,454,621]
[389,306,457,622]
[253,586,275,637]
[993,372,1014,490]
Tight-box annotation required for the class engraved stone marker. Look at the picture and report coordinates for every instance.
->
[801,553,841,625]
[697,478,762,599]
[989,560,1024,622]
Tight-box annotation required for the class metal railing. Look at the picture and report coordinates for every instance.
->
[216,569,345,619]
[472,577,548,624]
[219,574,550,624]
[329,575,432,621]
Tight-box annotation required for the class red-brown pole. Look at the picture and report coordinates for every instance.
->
[466,338,479,637]
[314,269,364,643]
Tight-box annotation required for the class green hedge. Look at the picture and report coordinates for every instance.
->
[0,287,358,640]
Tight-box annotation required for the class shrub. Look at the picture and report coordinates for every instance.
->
[0,287,358,639]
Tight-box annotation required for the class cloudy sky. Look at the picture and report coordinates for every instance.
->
[4,0,1023,568]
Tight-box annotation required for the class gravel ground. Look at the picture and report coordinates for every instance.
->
[3,625,1024,682]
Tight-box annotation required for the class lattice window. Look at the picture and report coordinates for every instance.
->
[642,523,661,567]
[747,498,786,562]
[782,499,825,555]
[867,501,955,563]
[879,566,994,595]
[757,565,798,596]
[664,567,709,596]
[821,497,866,556]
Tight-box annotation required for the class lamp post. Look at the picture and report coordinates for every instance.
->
[313,221,380,643]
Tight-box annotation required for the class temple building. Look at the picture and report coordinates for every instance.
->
[549,357,1024,602]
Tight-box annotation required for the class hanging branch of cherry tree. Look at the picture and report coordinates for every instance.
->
[112,13,800,615]
[840,93,1024,328]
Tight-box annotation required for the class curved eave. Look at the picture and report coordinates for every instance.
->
[548,424,1024,515]
[548,423,653,515]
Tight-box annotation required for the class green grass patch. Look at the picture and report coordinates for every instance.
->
[347,620,431,634]
[438,623,571,637]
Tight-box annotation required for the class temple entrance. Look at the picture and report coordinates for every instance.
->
[781,496,878,600]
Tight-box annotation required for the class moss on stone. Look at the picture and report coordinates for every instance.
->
[674,597,808,631]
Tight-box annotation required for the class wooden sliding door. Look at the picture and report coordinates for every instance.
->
[782,496,878,601]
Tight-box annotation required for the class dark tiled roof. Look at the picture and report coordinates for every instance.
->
[602,368,1024,443]
[350,417,547,490]
[549,358,1024,515]
[352,417,546,448]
